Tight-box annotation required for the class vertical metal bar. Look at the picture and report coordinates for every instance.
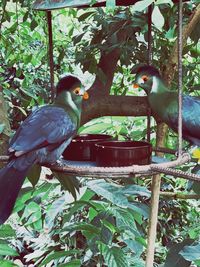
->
[47,11,55,101]
[148,4,153,65]
[147,4,153,143]
[178,0,183,156]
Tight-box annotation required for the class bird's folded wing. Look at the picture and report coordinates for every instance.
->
[9,106,76,154]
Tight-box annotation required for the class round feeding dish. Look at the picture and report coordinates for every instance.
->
[95,140,152,167]
[63,134,113,161]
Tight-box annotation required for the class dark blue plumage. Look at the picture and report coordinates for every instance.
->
[0,74,88,224]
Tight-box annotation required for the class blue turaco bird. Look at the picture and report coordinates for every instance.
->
[0,74,89,224]
[132,65,200,161]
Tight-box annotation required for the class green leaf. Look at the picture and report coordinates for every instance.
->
[45,195,66,229]
[79,122,112,134]
[180,243,200,261]
[73,32,85,45]
[164,239,194,267]
[110,207,138,233]
[39,250,80,266]
[27,164,41,187]
[87,180,129,208]
[30,19,38,31]
[23,54,33,64]
[21,201,41,223]
[53,172,79,199]
[0,243,19,256]
[152,6,165,31]
[0,259,18,267]
[63,222,101,235]
[122,185,151,198]
[133,0,153,12]
[0,224,16,238]
[78,11,95,21]
[58,259,81,267]
[99,243,129,267]
[24,249,46,262]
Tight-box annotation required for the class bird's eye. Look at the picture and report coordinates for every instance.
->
[74,88,80,95]
[142,75,149,82]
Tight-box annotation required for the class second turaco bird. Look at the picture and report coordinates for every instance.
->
[132,65,200,148]
[0,74,89,224]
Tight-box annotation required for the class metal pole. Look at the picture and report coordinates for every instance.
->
[178,0,183,156]
[47,11,55,101]
[147,4,153,143]
[148,4,153,65]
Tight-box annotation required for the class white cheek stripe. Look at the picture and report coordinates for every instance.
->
[151,76,158,93]
[138,77,145,84]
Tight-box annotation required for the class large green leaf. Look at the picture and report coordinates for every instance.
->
[45,195,66,229]
[152,6,165,31]
[27,164,41,187]
[99,243,129,267]
[0,243,19,256]
[122,184,151,198]
[110,207,138,233]
[0,259,18,267]
[39,250,80,266]
[62,222,101,235]
[0,224,16,238]
[87,180,129,208]
[180,242,200,261]
[58,259,81,267]
[132,0,153,12]
[53,172,80,199]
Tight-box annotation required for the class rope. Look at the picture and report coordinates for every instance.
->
[44,152,191,178]
[151,166,200,182]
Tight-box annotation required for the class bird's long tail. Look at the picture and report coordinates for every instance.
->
[0,161,29,224]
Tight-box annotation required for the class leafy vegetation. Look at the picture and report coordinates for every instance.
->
[0,0,200,266]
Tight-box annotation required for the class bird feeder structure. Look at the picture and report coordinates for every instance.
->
[32,1,200,266]
[32,0,200,181]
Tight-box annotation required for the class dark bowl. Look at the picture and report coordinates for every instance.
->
[95,140,152,167]
[62,134,114,161]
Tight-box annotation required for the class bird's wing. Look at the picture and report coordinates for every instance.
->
[9,105,77,154]
[181,95,200,144]
[166,95,200,145]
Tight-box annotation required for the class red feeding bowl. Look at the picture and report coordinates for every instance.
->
[62,134,114,161]
[95,140,152,167]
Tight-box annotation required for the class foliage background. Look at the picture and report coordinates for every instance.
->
[0,0,200,266]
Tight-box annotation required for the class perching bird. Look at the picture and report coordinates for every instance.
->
[0,74,89,224]
[132,65,200,149]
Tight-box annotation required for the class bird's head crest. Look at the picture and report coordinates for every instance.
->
[56,75,82,95]
[132,65,161,94]
[131,64,161,77]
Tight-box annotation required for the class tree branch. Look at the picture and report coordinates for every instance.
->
[81,95,148,125]
[164,3,200,84]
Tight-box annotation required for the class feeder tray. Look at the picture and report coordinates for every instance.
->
[63,134,113,161]
[95,140,152,167]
